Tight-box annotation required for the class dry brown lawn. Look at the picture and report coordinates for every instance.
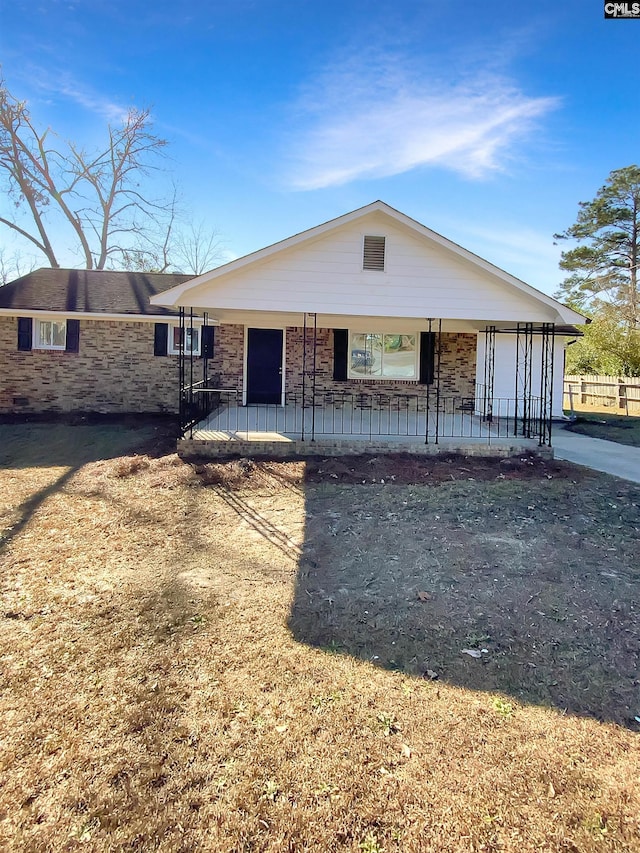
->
[563,412,640,448]
[0,423,639,852]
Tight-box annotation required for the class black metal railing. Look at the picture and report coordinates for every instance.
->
[179,382,231,434]
[184,388,550,445]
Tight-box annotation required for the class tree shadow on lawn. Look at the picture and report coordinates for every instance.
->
[0,420,177,553]
[288,457,640,729]
[0,418,176,470]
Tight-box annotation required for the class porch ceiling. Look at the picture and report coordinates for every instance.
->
[182,309,580,335]
[208,310,484,332]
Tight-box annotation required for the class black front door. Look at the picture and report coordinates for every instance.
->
[246,328,283,404]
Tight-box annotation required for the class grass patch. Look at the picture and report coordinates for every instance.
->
[0,429,639,851]
[565,411,640,446]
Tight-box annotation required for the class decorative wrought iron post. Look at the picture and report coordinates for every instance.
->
[189,307,194,424]
[515,322,533,437]
[483,325,496,422]
[202,311,209,428]
[311,312,318,442]
[425,319,432,444]
[178,306,185,433]
[301,312,307,441]
[202,311,209,386]
[538,323,555,446]
[435,319,442,444]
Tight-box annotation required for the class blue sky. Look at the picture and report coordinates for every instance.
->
[1,0,639,294]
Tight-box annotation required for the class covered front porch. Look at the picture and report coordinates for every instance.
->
[147,200,585,456]
[178,382,550,459]
[175,312,559,454]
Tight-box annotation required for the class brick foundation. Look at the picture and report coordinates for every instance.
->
[179,437,552,460]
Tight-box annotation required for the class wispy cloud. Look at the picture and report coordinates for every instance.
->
[286,54,559,190]
[54,81,129,123]
[24,65,129,123]
[437,218,563,295]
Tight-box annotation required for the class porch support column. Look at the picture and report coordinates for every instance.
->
[202,312,209,386]
[538,323,555,447]
[435,319,443,444]
[189,307,194,399]
[202,311,209,434]
[301,313,307,441]
[189,308,195,438]
[483,325,496,422]
[515,322,533,437]
[311,312,318,442]
[178,307,185,435]
[425,318,432,444]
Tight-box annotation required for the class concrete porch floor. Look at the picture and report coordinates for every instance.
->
[179,403,548,458]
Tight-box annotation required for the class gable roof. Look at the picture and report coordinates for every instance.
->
[0,268,192,316]
[150,200,586,327]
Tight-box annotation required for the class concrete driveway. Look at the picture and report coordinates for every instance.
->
[552,425,640,484]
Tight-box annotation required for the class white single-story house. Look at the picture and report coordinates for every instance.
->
[150,201,585,449]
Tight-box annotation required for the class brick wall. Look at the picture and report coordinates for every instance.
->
[0,316,478,415]
[210,324,477,405]
[285,327,477,402]
[0,316,186,414]
[208,324,244,391]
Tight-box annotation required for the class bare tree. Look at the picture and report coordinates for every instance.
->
[0,247,37,285]
[0,76,175,270]
[170,218,227,275]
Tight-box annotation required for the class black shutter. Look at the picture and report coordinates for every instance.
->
[154,322,168,356]
[201,325,215,360]
[65,318,80,352]
[333,329,348,381]
[17,317,32,351]
[419,332,435,384]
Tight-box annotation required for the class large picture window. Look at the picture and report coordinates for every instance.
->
[349,332,417,380]
[35,319,67,350]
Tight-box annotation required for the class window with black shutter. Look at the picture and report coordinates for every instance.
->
[65,319,80,352]
[333,329,348,380]
[154,323,169,356]
[17,318,32,351]
[418,332,436,384]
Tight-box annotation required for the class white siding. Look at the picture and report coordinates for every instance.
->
[177,215,562,323]
[476,334,566,418]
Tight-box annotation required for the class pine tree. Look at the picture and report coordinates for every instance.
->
[555,165,640,331]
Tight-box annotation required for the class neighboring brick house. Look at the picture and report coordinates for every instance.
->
[0,269,197,414]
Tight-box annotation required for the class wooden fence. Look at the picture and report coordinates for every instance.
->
[564,375,640,415]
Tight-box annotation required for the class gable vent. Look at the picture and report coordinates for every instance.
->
[363,235,385,271]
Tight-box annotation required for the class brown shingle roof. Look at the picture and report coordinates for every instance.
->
[0,269,193,315]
